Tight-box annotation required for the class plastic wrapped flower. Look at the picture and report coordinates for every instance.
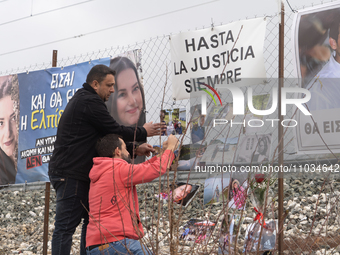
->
[249,173,276,226]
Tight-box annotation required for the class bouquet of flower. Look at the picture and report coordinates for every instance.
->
[243,174,276,253]
[249,173,276,227]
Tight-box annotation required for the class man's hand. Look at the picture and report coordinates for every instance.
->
[143,121,166,137]
[163,135,179,169]
[162,140,168,150]
[165,135,179,151]
[135,143,155,157]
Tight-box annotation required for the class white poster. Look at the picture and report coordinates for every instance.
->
[292,2,340,153]
[170,17,267,100]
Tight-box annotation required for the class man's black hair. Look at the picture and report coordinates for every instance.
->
[86,65,116,85]
[96,134,122,157]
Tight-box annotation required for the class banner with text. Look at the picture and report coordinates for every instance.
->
[15,58,110,183]
[170,17,267,100]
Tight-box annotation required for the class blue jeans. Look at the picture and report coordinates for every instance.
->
[86,239,153,255]
[50,176,90,255]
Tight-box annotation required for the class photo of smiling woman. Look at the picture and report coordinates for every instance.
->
[106,56,146,128]
[0,75,19,185]
[157,182,200,207]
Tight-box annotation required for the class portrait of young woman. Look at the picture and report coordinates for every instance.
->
[0,75,19,185]
[106,56,146,127]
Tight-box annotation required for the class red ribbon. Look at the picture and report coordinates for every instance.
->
[253,207,266,228]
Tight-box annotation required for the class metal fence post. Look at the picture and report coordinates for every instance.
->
[278,3,285,255]
[43,182,51,255]
[42,49,57,255]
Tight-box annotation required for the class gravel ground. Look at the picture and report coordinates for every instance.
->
[0,176,340,254]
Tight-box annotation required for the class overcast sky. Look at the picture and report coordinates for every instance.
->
[0,0,328,74]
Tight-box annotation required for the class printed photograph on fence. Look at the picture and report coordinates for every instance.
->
[171,108,187,135]
[179,219,216,244]
[0,75,20,185]
[190,104,205,144]
[204,103,234,127]
[155,182,200,207]
[152,145,178,158]
[204,174,230,205]
[293,3,340,153]
[106,50,146,163]
[107,50,145,127]
[176,143,206,171]
[199,137,238,165]
[228,173,248,210]
[218,214,245,254]
[243,220,277,253]
[244,93,270,134]
[160,108,187,136]
[153,142,205,171]
[235,133,272,164]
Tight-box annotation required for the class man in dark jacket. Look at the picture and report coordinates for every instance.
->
[48,64,162,255]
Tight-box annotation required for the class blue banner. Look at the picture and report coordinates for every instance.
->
[15,58,110,183]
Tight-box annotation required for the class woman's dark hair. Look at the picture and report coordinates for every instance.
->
[0,75,20,165]
[107,56,146,127]
[170,182,199,207]
[0,75,19,101]
[232,179,240,191]
[0,78,11,99]
[0,76,19,132]
[328,12,340,41]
